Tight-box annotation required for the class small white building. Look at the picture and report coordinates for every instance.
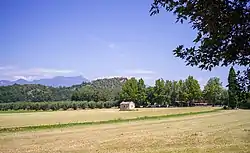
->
[120,101,135,111]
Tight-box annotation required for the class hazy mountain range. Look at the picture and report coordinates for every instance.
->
[0,76,89,87]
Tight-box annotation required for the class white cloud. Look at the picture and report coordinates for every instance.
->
[31,68,74,74]
[94,75,126,80]
[1,67,75,81]
[94,75,154,81]
[100,69,157,85]
[13,76,37,81]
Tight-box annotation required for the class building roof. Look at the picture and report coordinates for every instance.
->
[120,101,134,105]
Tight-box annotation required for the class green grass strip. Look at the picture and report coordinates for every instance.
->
[0,109,221,133]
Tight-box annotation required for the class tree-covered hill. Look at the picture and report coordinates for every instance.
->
[0,84,73,103]
[71,77,128,102]
[0,77,128,103]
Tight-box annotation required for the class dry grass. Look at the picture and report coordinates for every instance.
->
[0,110,250,153]
[0,107,217,128]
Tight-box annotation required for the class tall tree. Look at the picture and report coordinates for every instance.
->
[177,80,188,103]
[237,69,250,108]
[137,78,147,106]
[150,0,250,70]
[120,77,138,104]
[185,76,202,104]
[146,86,155,105]
[228,67,239,108]
[153,79,166,105]
[220,89,229,106]
[203,77,223,106]
[165,80,172,105]
[170,81,179,105]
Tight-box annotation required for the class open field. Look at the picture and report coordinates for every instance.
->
[0,110,250,153]
[0,107,218,128]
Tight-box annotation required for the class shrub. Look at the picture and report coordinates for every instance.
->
[88,101,96,109]
[96,101,104,109]
[79,101,88,109]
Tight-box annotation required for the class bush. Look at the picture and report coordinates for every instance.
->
[239,102,250,109]
[96,101,104,109]
[104,101,113,108]
[79,101,88,109]
[88,101,96,109]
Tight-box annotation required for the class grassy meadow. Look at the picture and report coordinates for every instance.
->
[0,107,250,153]
[0,109,250,153]
[0,107,217,128]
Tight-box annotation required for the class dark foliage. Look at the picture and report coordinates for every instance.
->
[71,77,127,102]
[0,77,127,104]
[150,0,250,70]
[0,84,71,103]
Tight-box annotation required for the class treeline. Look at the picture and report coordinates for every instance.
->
[0,69,249,110]
[119,76,228,107]
[118,67,249,109]
[118,68,249,109]
[71,75,230,107]
[0,101,118,111]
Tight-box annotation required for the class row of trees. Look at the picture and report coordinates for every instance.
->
[0,101,118,111]
[0,69,249,110]
[120,76,229,107]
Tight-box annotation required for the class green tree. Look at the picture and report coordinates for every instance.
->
[220,89,229,106]
[120,77,138,104]
[237,69,250,108]
[185,76,202,104]
[203,77,223,106]
[170,81,179,105]
[146,86,155,105]
[153,79,166,105]
[165,80,172,105]
[79,85,95,101]
[71,91,80,101]
[137,78,147,106]
[177,80,188,103]
[228,67,240,108]
[150,0,249,70]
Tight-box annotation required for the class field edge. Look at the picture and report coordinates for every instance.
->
[0,108,222,133]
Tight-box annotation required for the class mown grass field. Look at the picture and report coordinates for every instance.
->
[0,107,217,128]
[0,107,250,153]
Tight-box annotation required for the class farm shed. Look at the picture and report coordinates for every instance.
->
[120,101,135,111]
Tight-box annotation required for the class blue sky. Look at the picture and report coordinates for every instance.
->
[0,0,232,87]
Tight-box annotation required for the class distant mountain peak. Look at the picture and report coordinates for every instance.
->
[0,76,89,87]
